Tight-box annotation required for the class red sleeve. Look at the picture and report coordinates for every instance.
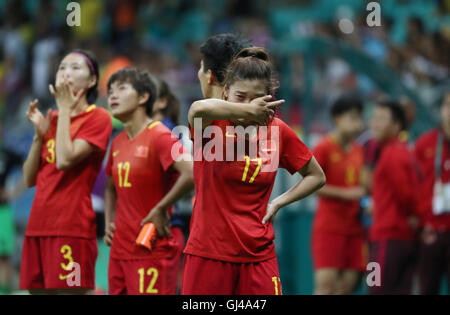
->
[312,139,329,173]
[154,126,189,171]
[278,120,313,174]
[413,134,427,169]
[105,143,114,176]
[75,109,113,151]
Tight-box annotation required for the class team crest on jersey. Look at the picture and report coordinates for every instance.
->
[135,146,149,158]
[331,153,342,163]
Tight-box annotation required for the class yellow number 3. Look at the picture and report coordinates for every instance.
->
[59,245,74,280]
[46,139,55,164]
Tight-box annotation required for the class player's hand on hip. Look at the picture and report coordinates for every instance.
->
[250,95,284,125]
[262,200,282,225]
[141,206,171,238]
[27,99,51,139]
[103,222,116,247]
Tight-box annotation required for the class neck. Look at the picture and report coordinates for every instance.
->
[151,112,164,122]
[123,108,152,140]
[210,85,224,99]
[442,123,450,140]
[332,131,351,149]
[70,98,90,117]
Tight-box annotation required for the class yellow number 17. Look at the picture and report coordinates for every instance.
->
[241,156,262,184]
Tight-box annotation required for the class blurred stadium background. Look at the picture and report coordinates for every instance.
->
[0,0,449,294]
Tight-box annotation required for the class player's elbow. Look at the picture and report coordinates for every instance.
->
[188,101,203,123]
[23,175,36,188]
[23,166,36,187]
[56,159,72,171]
[316,170,326,190]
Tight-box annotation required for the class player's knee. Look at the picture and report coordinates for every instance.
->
[315,273,338,294]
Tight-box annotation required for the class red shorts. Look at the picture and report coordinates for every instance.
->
[312,232,367,272]
[108,227,184,295]
[181,254,282,295]
[20,236,97,290]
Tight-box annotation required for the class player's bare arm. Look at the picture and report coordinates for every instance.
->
[141,157,194,238]
[23,99,51,187]
[104,176,117,247]
[263,157,326,224]
[316,185,366,201]
[188,96,284,129]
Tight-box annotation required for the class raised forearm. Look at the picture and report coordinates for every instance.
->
[188,99,253,126]
[55,109,75,170]
[275,173,325,209]
[22,135,43,187]
[154,171,194,210]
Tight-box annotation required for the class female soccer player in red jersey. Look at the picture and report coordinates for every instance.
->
[312,96,367,295]
[104,68,193,295]
[182,47,326,295]
[20,50,113,294]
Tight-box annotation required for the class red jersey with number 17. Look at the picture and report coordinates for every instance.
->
[25,105,113,239]
[184,118,313,263]
[105,121,189,260]
[312,135,364,235]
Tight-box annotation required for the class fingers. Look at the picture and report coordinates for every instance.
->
[49,84,56,97]
[265,99,285,109]
[45,109,52,121]
[163,224,171,238]
[262,212,272,225]
[74,88,86,103]
[27,99,38,115]
[29,99,39,110]
[140,217,150,226]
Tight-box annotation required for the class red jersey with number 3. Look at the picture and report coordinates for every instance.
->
[105,121,188,260]
[312,135,364,235]
[184,118,313,263]
[25,105,113,239]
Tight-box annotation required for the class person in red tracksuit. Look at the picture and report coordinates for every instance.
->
[369,100,421,295]
[414,92,450,294]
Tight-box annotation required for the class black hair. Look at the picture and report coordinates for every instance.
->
[200,33,252,84]
[148,75,180,125]
[224,47,279,95]
[107,68,157,117]
[69,49,99,104]
[378,100,407,131]
[331,95,363,118]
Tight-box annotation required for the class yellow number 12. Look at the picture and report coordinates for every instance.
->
[118,162,132,188]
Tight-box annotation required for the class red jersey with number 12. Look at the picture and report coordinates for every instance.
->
[105,121,189,260]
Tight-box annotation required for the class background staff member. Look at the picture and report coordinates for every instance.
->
[414,92,450,295]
